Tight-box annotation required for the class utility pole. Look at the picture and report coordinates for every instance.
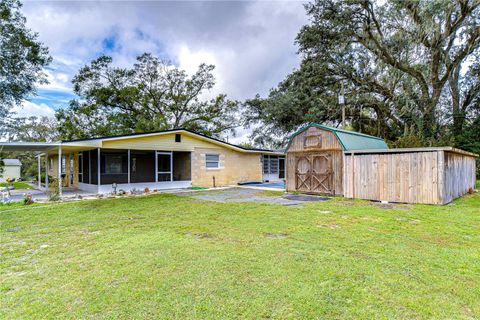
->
[339,81,346,129]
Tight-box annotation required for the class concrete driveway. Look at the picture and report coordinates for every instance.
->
[176,187,302,206]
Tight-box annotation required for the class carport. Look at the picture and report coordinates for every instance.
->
[0,142,67,196]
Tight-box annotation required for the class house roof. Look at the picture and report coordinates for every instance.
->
[0,129,283,155]
[61,128,280,154]
[2,159,22,166]
[287,122,389,151]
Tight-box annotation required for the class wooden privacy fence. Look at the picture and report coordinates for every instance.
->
[343,148,477,205]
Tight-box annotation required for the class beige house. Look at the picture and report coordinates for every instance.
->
[0,129,284,195]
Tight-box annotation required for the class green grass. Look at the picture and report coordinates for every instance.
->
[0,181,32,189]
[1,190,479,319]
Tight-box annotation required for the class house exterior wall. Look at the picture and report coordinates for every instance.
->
[48,156,57,178]
[104,132,264,187]
[0,165,21,182]
[192,147,262,187]
[47,155,70,187]
[102,132,221,151]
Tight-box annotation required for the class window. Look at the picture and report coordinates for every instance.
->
[206,154,219,168]
[175,134,181,143]
[104,154,125,174]
[61,156,66,175]
[263,155,269,174]
[304,134,322,148]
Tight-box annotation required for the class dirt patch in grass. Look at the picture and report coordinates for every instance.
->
[185,232,214,240]
[317,210,332,214]
[318,224,341,229]
[264,232,288,238]
[336,199,356,206]
[79,230,100,235]
[117,217,146,221]
[395,217,420,224]
[373,202,412,210]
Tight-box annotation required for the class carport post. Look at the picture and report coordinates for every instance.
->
[37,155,41,190]
[58,146,62,197]
[127,149,130,184]
[97,148,101,192]
[45,155,49,189]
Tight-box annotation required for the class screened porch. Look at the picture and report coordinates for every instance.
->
[76,149,192,193]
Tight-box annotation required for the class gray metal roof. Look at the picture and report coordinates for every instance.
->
[2,159,22,166]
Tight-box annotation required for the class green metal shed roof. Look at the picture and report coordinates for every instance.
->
[287,123,388,151]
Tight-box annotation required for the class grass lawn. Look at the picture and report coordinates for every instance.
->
[0,181,32,189]
[1,188,479,319]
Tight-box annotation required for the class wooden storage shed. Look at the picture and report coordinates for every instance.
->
[285,123,477,204]
[343,148,478,205]
[285,123,388,195]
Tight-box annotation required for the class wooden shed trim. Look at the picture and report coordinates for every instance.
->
[344,147,478,158]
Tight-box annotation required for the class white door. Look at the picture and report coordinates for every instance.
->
[263,155,280,182]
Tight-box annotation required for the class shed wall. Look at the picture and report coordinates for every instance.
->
[344,151,476,204]
[287,126,343,152]
[443,151,477,204]
[286,126,343,195]
[0,166,21,182]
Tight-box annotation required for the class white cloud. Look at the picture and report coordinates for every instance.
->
[12,101,56,118]
[20,1,308,142]
[177,45,218,76]
[39,69,72,93]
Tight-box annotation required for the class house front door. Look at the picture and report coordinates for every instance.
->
[156,152,173,182]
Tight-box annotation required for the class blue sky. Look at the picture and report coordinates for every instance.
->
[18,0,307,142]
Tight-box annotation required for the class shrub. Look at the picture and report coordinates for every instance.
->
[23,193,34,205]
[47,178,60,201]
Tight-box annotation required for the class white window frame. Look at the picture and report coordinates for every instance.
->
[155,151,173,182]
[205,153,220,169]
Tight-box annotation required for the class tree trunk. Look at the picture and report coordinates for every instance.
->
[449,67,465,139]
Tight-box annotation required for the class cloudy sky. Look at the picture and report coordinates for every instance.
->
[18,0,307,142]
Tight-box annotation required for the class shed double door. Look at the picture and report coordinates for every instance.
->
[295,153,333,194]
